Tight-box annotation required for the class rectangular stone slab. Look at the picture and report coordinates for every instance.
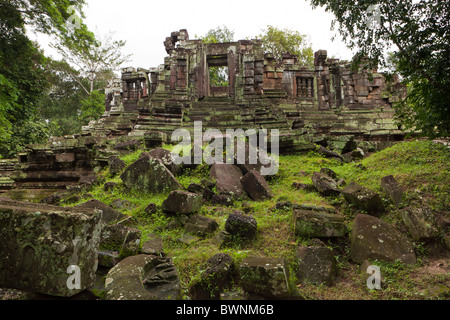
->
[0,198,103,297]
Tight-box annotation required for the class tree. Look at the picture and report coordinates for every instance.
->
[0,0,95,158]
[257,25,314,67]
[309,0,450,138]
[38,59,88,136]
[51,31,131,94]
[79,90,105,123]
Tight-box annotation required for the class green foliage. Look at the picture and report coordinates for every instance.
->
[80,90,105,122]
[257,25,314,67]
[38,59,86,136]
[0,0,96,158]
[310,0,450,137]
[200,25,235,44]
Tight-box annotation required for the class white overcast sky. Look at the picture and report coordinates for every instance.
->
[32,0,356,69]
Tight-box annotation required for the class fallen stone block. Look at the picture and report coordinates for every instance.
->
[105,255,181,300]
[239,257,292,299]
[120,154,182,194]
[311,172,340,196]
[342,181,384,216]
[162,190,202,215]
[296,246,337,286]
[0,198,103,297]
[210,164,246,199]
[140,235,165,256]
[381,175,403,207]
[350,214,416,265]
[189,253,235,300]
[99,224,141,265]
[317,145,343,161]
[187,183,215,201]
[400,206,440,241]
[108,156,126,176]
[320,167,338,180]
[147,147,181,175]
[184,215,219,236]
[74,199,126,225]
[294,209,348,238]
[225,212,258,239]
[241,170,272,201]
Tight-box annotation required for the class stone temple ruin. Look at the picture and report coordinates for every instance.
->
[3,30,446,301]
[0,29,406,201]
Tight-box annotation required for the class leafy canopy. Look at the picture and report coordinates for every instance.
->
[0,0,96,157]
[257,25,314,67]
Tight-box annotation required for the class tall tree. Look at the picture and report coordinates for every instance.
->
[310,0,450,138]
[51,31,131,94]
[257,25,314,67]
[0,0,95,158]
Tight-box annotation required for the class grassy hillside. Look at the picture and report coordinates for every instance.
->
[67,139,450,300]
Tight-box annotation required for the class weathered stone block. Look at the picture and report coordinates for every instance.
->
[100,224,141,263]
[294,209,348,238]
[184,215,219,236]
[108,156,126,176]
[225,212,257,239]
[140,235,164,256]
[0,198,103,297]
[381,175,403,207]
[162,190,202,215]
[296,246,337,286]
[241,170,272,201]
[189,253,235,300]
[120,154,182,193]
[147,147,181,175]
[342,181,384,216]
[311,172,340,196]
[55,153,75,163]
[239,257,291,299]
[350,214,416,265]
[74,199,126,225]
[105,255,181,300]
[210,164,246,199]
[400,207,440,241]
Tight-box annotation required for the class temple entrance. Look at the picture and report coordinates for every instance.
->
[207,55,229,97]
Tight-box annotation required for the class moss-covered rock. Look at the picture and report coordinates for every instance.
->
[162,190,202,215]
[294,209,348,238]
[0,198,103,297]
[342,181,384,216]
[105,255,181,300]
[350,214,416,265]
[239,257,292,299]
[120,154,182,193]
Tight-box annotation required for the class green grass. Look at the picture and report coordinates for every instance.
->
[65,139,449,300]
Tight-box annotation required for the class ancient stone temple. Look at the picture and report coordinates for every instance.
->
[96,29,406,146]
[0,29,407,201]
